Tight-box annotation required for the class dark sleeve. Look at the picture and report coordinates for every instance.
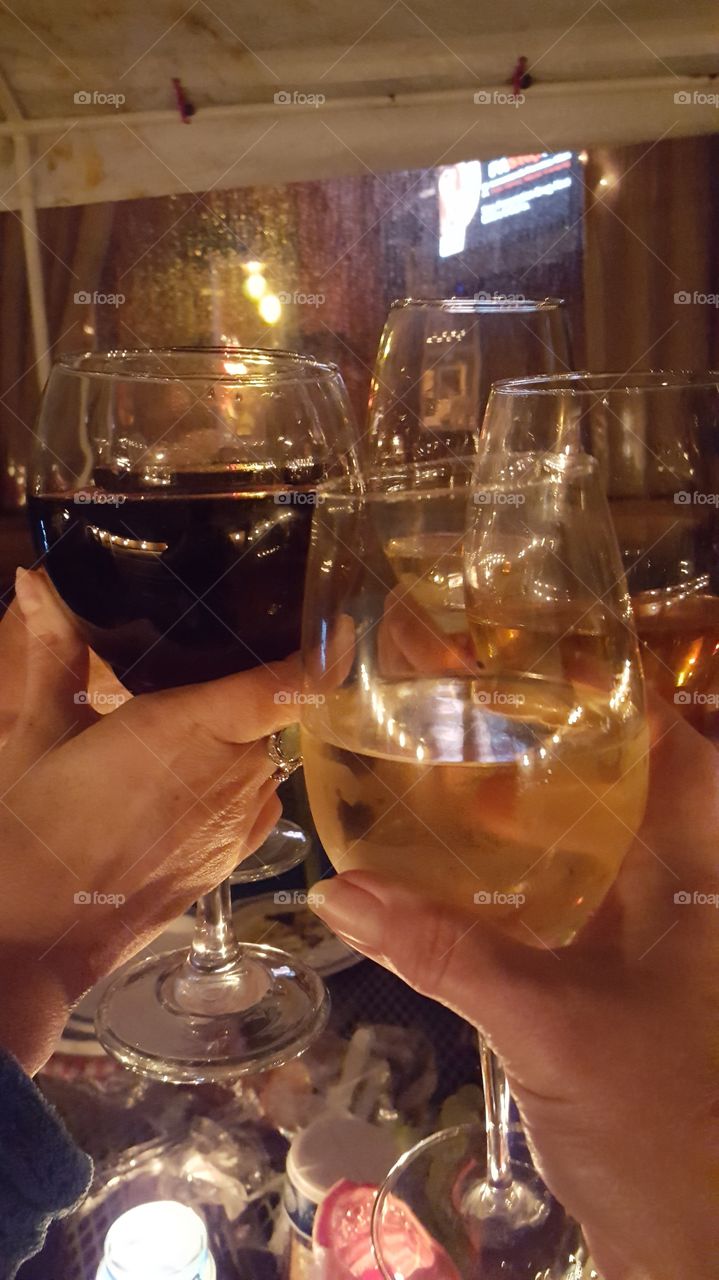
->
[0,1050,92,1278]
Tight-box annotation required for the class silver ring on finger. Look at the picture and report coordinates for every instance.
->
[268,726,302,783]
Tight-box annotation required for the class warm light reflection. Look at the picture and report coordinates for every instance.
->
[610,659,633,712]
[244,272,267,300]
[259,294,282,324]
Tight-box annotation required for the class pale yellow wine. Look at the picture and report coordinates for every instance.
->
[303,677,648,947]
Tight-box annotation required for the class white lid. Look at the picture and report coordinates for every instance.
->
[286,1111,399,1204]
[100,1201,212,1279]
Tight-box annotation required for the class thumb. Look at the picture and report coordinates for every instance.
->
[310,871,571,1096]
[11,568,93,753]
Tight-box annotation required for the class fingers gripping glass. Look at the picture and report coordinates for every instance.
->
[28,348,358,1082]
[300,456,647,1276]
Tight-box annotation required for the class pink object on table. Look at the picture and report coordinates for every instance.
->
[313,1180,460,1280]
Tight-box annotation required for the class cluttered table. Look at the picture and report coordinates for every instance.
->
[20,922,481,1279]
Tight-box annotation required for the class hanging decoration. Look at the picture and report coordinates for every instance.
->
[512,56,532,95]
[172,78,196,124]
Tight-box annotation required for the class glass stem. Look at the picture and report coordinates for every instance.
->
[190,878,241,972]
[479,1034,513,1190]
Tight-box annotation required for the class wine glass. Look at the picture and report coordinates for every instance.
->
[477,372,719,727]
[362,293,573,1261]
[300,455,648,1276]
[28,347,357,1082]
[365,297,571,465]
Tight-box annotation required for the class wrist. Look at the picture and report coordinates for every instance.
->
[0,947,71,1074]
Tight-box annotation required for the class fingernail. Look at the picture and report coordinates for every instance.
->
[309,875,386,951]
[15,568,50,629]
[14,568,62,641]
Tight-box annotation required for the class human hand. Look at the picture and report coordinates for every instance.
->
[310,699,718,1280]
[0,569,300,1073]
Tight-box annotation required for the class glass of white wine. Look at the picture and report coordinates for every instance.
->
[300,455,648,1277]
[477,372,719,729]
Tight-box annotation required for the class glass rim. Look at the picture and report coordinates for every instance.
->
[388,296,565,314]
[52,346,341,387]
[316,451,598,503]
[490,369,719,397]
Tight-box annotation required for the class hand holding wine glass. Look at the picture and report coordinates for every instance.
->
[307,693,717,1280]
[0,568,301,1075]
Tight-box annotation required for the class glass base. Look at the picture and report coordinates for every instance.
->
[372,1124,586,1280]
[95,943,330,1084]
[230,819,312,884]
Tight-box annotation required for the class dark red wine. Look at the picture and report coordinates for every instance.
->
[28,466,322,693]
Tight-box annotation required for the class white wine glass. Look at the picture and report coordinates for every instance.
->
[478,371,719,728]
[300,455,648,1276]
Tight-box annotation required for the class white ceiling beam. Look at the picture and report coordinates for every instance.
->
[0,75,714,211]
